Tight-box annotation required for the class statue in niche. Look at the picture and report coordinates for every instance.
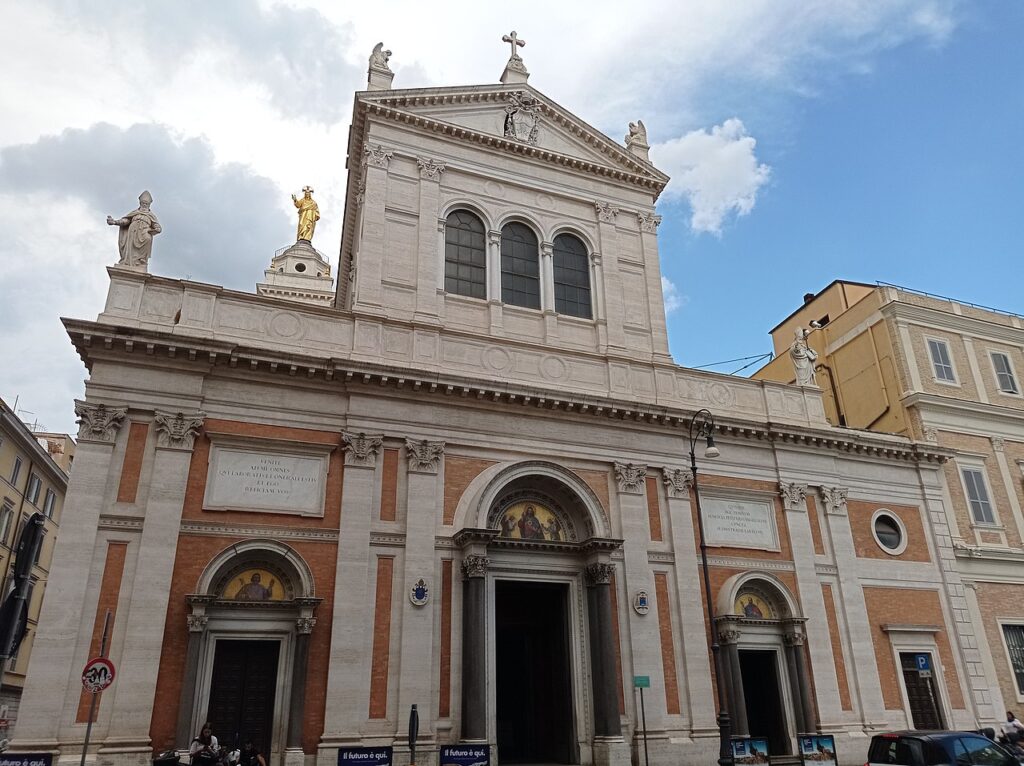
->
[107,190,161,269]
[369,42,392,72]
[790,327,818,387]
[292,186,320,243]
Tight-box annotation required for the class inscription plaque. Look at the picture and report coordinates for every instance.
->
[204,444,328,516]
[703,496,778,550]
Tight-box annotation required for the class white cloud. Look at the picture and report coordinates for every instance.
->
[652,119,771,234]
[662,276,688,315]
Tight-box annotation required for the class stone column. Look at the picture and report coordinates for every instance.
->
[662,467,717,735]
[719,629,748,736]
[353,145,393,312]
[636,212,671,361]
[103,410,204,759]
[585,563,621,737]
[415,159,445,324]
[320,432,384,749]
[589,252,608,348]
[175,611,209,749]
[486,230,503,335]
[593,203,626,350]
[783,633,807,734]
[786,632,817,733]
[13,402,126,749]
[396,440,445,742]
[285,616,316,765]
[540,240,558,342]
[460,554,488,742]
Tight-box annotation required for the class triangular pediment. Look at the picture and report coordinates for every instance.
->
[355,84,668,191]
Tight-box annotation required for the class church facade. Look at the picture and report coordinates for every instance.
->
[12,42,994,766]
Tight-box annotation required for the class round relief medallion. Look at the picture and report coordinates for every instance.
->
[483,180,506,199]
[709,382,734,406]
[536,193,554,209]
[541,355,567,381]
[484,346,512,372]
[270,311,302,338]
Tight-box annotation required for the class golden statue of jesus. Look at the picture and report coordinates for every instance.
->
[292,186,320,242]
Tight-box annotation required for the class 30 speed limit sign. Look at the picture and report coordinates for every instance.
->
[82,656,115,692]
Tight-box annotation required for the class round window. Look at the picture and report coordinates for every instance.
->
[294,262,306,273]
[872,510,907,554]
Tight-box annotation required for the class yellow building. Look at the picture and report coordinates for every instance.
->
[0,399,72,737]
[756,281,1024,715]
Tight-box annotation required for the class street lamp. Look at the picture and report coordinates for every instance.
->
[688,408,732,766]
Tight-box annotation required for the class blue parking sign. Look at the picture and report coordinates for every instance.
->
[915,654,931,672]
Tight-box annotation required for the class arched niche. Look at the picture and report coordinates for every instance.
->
[195,539,316,602]
[717,571,801,621]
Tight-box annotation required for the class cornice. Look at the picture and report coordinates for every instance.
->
[904,391,1024,431]
[64,317,950,467]
[882,299,1024,347]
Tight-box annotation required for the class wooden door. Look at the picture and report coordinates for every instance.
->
[900,652,944,730]
[207,640,280,754]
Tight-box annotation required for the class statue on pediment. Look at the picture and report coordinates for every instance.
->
[107,190,161,270]
[369,42,392,73]
[790,327,818,387]
[291,186,320,243]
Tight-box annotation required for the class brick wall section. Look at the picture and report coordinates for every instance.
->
[692,475,793,561]
[821,583,853,711]
[972,582,1024,709]
[148,533,339,753]
[654,572,681,715]
[443,457,497,526]
[806,495,825,555]
[848,499,930,562]
[182,418,343,527]
[645,476,663,542]
[571,468,611,524]
[862,586,965,711]
[438,559,453,718]
[116,422,149,503]
[610,573,625,714]
[380,448,398,521]
[939,432,1021,547]
[368,556,395,719]
[76,541,128,722]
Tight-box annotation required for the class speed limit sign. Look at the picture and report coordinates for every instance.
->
[82,656,115,692]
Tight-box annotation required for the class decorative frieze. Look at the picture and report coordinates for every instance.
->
[342,431,384,467]
[363,144,393,169]
[820,486,849,516]
[417,158,446,181]
[405,438,445,474]
[186,614,208,633]
[584,562,615,586]
[613,462,647,494]
[153,410,206,451]
[637,211,661,233]
[594,201,619,224]
[74,400,127,443]
[295,616,317,635]
[779,481,808,511]
[661,467,693,498]
[461,554,489,579]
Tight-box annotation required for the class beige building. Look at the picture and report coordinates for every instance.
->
[0,399,72,736]
[757,280,1024,719]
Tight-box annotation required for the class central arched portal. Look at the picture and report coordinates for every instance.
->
[455,462,626,766]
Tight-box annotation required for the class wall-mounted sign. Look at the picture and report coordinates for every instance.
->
[633,590,650,615]
[633,675,651,689]
[440,744,490,766]
[337,746,392,765]
[410,578,429,606]
[703,496,779,550]
[204,443,329,516]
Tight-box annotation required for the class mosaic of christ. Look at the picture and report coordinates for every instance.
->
[222,568,284,601]
[498,501,564,541]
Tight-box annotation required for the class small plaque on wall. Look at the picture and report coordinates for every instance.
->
[703,496,779,550]
[204,442,329,516]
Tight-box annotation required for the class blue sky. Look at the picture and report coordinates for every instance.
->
[662,3,1024,371]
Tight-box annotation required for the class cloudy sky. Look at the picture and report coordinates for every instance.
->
[1,1,1021,435]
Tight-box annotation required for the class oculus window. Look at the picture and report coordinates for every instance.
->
[871,510,907,554]
[991,352,1019,394]
[927,339,956,383]
[444,211,487,300]
[961,467,995,524]
[553,234,592,319]
[500,222,540,309]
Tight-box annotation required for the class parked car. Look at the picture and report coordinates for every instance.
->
[868,731,1020,766]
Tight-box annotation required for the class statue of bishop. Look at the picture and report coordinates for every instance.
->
[107,190,161,270]
[292,186,320,243]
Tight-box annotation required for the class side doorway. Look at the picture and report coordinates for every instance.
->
[899,652,944,730]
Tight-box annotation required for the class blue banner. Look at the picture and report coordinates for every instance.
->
[440,744,490,766]
[0,756,54,766]
[337,747,392,765]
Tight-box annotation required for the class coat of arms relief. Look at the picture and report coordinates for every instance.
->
[503,92,541,145]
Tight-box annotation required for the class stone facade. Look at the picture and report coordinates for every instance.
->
[11,66,987,766]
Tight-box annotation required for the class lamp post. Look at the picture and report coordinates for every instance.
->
[688,408,733,766]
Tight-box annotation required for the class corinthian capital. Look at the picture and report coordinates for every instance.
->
[417,158,446,181]
[613,462,647,494]
[584,562,615,586]
[342,431,384,467]
[461,554,488,579]
[74,400,127,443]
[779,481,808,511]
[364,144,393,169]
[405,438,445,474]
[153,410,206,451]
[594,201,619,223]
[820,486,849,516]
[661,467,693,498]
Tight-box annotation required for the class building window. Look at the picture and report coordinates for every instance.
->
[500,222,540,309]
[26,474,41,505]
[961,467,995,524]
[991,352,1020,394]
[43,489,56,519]
[927,339,956,383]
[444,210,487,300]
[0,501,13,545]
[10,457,21,487]
[1003,624,1024,696]
[872,510,907,555]
[552,234,592,319]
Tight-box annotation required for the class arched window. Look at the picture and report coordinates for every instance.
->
[444,210,487,299]
[500,222,540,309]
[552,234,592,318]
